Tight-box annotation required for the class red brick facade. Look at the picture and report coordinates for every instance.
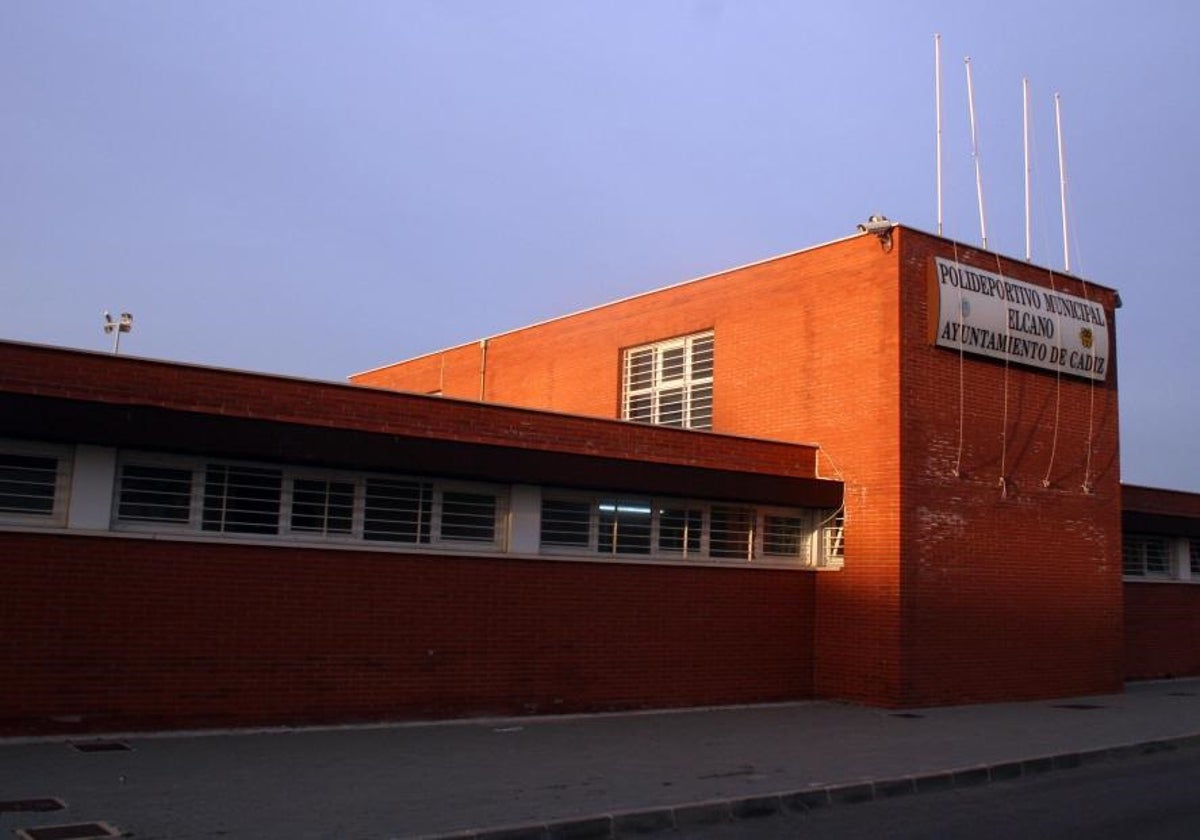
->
[1122,485,1200,680]
[3,224,1194,734]
[357,226,1126,706]
[0,341,833,734]
[2,532,813,734]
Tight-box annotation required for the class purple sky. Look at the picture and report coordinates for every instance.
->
[4,1,1198,491]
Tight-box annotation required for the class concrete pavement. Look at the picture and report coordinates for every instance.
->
[4,678,1200,839]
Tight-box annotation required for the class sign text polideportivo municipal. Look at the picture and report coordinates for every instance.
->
[934,258,1110,381]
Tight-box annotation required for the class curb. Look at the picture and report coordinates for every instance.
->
[414,733,1200,840]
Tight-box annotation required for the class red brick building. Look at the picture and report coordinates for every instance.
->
[1,222,1196,734]
[355,224,1126,708]
[0,341,840,734]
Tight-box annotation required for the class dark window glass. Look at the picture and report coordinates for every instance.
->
[597,500,652,555]
[440,491,497,543]
[291,478,355,536]
[541,499,591,547]
[363,479,432,543]
[118,464,193,523]
[709,506,755,560]
[202,465,282,534]
[658,507,702,556]
[0,453,57,515]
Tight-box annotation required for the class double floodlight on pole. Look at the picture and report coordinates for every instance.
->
[103,311,133,354]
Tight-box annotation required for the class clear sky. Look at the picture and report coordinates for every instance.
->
[4,1,1198,491]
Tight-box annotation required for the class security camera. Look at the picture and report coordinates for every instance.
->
[857,215,893,234]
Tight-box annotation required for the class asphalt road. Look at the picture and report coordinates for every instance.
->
[681,747,1200,839]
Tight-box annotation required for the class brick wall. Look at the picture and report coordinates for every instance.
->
[897,230,1123,704]
[1125,583,1200,680]
[0,341,820,482]
[1122,485,1200,680]
[357,234,910,704]
[356,228,1127,706]
[0,532,815,735]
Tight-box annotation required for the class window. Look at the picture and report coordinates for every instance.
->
[540,499,591,548]
[823,511,845,567]
[363,479,432,543]
[203,464,283,535]
[290,477,355,537]
[539,493,832,567]
[1192,540,1200,578]
[114,453,505,550]
[116,463,195,524]
[709,506,756,560]
[763,513,813,560]
[1123,534,1172,578]
[622,331,714,430]
[0,441,71,525]
[439,491,498,543]
[598,500,652,555]
[658,506,702,557]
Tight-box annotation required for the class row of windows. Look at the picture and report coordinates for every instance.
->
[0,443,842,568]
[117,460,503,548]
[541,496,843,565]
[1123,534,1200,580]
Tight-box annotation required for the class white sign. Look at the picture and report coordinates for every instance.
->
[933,258,1110,382]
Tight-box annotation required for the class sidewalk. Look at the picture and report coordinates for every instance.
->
[4,679,1200,840]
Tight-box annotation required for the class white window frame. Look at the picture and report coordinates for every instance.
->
[1123,533,1173,579]
[622,331,714,430]
[112,452,509,552]
[0,438,73,527]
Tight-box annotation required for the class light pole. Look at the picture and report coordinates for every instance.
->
[103,311,133,354]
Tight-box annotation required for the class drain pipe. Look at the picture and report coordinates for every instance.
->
[478,338,488,401]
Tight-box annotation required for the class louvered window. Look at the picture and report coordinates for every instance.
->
[622,332,713,430]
